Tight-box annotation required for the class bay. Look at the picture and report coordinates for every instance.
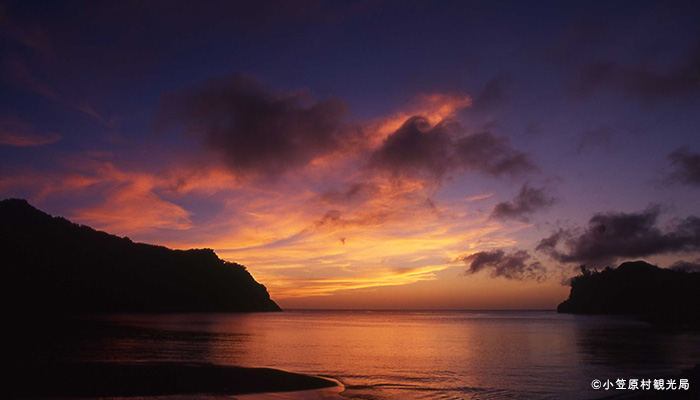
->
[12,310,700,399]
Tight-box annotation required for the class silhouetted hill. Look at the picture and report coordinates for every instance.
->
[0,198,280,313]
[558,261,700,327]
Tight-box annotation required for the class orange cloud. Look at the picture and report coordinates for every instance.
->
[367,92,472,146]
[264,264,453,298]
[0,170,99,204]
[63,162,194,234]
[0,159,193,234]
[75,187,192,234]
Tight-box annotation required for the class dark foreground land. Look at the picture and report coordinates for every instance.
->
[0,198,280,313]
[1,362,339,398]
[2,315,340,399]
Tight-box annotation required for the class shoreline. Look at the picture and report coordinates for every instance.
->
[1,362,340,398]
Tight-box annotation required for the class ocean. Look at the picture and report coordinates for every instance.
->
[14,310,700,399]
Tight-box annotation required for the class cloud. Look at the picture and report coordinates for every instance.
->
[368,93,472,140]
[215,193,504,299]
[0,114,60,146]
[319,182,381,205]
[536,206,700,267]
[472,74,512,111]
[155,75,353,179]
[258,263,451,299]
[303,208,398,234]
[458,249,546,281]
[2,54,58,100]
[574,126,619,154]
[490,184,557,222]
[369,117,454,179]
[574,43,700,101]
[312,209,342,229]
[669,259,700,272]
[668,147,700,186]
[453,131,535,177]
[523,122,544,139]
[156,76,525,187]
[2,54,112,126]
[0,5,52,55]
[74,183,193,234]
[0,170,100,203]
[370,116,535,180]
[0,159,196,234]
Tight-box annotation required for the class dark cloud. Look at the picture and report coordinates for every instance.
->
[668,147,700,186]
[370,116,535,180]
[458,249,546,281]
[369,117,454,178]
[669,259,700,273]
[490,184,557,222]
[536,206,700,267]
[574,44,700,101]
[156,75,352,178]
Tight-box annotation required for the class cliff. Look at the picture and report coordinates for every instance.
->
[0,198,281,313]
[557,261,700,327]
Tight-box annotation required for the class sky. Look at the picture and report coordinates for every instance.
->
[1,0,700,309]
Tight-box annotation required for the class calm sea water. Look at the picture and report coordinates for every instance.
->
[17,310,700,399]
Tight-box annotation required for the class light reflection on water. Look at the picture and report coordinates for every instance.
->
[16,311,700,399]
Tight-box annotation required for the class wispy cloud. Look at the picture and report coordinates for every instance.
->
[0,114,60,146]
[0,160,194,234]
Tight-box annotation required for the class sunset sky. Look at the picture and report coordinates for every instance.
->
[2,0,700,309]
